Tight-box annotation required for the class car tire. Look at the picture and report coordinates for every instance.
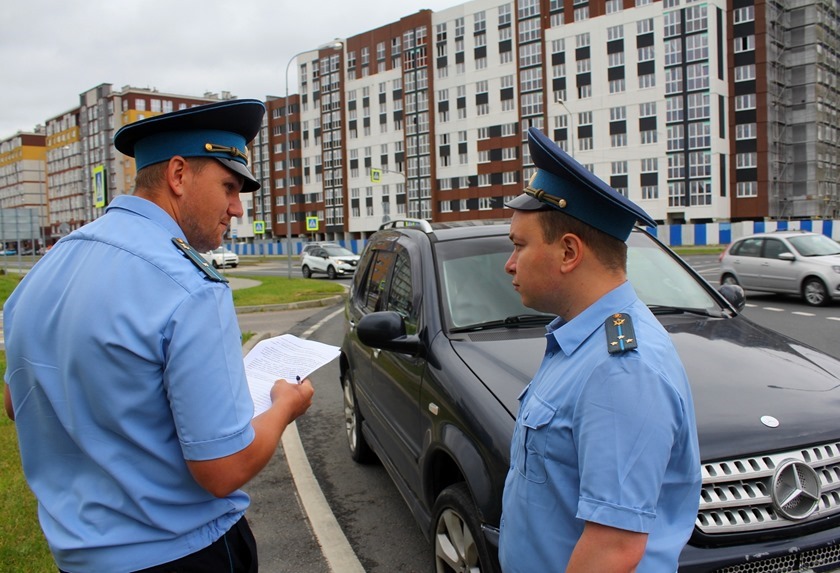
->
[802,277,829,306]
[301,265,312,279]
[231,263,238,268]
[212,260,221,269]
[432,483,498,573]
[342,371,375,464]
[721,273,739,287]
[327,265,337,280]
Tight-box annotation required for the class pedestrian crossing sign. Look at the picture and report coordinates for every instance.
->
[371,168,382,183]
[306,217,319,231]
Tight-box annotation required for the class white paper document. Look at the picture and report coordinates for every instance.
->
[244,334,340,417]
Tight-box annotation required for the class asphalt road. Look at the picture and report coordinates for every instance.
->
[686,254,840,359]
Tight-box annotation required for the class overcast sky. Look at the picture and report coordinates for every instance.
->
[0,0,459,139]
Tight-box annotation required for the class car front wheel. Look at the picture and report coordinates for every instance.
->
[327,265,337,280]
[301,265,312,278]
[433,483,497,573]
[212,260,221,269]
[802,277,829,306]
[342,371,374,463]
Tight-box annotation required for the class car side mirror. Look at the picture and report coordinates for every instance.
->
[778,252,795,261]
[357,311,424,356]
[718,284,746,313]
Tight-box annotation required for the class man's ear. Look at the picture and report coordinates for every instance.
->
[166,156,189,197]
[557,233,584,273]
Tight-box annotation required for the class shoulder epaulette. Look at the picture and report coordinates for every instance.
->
[605,312,637,354]
[171,237,228,283]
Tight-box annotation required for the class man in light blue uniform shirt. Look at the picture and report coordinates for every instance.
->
[499,128,701,572]
[4,100,314,572]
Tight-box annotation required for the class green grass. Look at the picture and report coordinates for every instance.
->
[0,352,55,572]
[231,274,344,307]
[0,271,342,570]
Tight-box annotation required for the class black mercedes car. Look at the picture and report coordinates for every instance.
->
[339,218,840,573]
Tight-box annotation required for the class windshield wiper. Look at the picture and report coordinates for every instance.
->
[648,305,723,318]
[450,313,555,333]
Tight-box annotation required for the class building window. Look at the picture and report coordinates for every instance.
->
[736,181,758,197]
[734,93,756,111]
[736,152,757,168]
[734,35,755,53]
[735,123,756,140]
[606,0,622,13]
[734,64,756,82]
[734,6,755,23]
[609,79,626,94]
[640,130,658,144]
[499,3,512,26]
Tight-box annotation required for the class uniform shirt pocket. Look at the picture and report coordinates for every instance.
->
[516,394,557,484]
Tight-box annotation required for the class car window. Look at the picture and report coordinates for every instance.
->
[762,238,790,260]
[731,237,762,257]
[324,245,355,257]
[386,251,418,334]
[626,233,718,311]
[787,234,840,257]
[435,235,546,328]
[361,251,395,312]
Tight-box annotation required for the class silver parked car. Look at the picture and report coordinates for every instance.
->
[719,230,840,306]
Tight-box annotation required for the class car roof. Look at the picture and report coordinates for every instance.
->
[377,218,512,242]
[739,230,817,240]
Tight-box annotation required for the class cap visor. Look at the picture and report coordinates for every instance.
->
[505,193,550,211]
[215,157,260,192]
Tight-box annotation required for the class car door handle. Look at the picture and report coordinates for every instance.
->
[348,319,356,332]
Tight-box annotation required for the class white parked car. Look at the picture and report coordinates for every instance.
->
[201,247,239,269]
[301,244,359,279]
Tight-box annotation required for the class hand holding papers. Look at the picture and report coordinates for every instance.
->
[244,334,340,416]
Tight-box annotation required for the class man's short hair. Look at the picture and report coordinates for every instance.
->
[134,157,212,192]
[537,208,628,272]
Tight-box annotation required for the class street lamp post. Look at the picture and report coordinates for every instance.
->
[557,99,575,157]
[284,39,343,278]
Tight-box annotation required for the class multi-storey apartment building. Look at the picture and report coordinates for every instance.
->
[265,0,839,244]
[45,108,83,239]
[80,84,229,224]
[5,86,239,246]
[0,130,47,250]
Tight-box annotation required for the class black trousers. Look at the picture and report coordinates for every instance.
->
[60,516,258,573]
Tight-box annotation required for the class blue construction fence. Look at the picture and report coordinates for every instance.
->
[227,219,839,255]
[647,219,839,247]
[228,239,366,257]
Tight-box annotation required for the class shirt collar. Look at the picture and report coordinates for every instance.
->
[105,195,185,240]
[547,281,638,356]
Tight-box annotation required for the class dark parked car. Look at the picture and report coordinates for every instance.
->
[340,219,840,573]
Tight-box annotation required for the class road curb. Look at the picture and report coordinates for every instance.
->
[236,294,346,315]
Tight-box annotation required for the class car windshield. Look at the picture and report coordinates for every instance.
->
[323,245,355,257]
[435,230,721,330]
[787,234,840,257]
